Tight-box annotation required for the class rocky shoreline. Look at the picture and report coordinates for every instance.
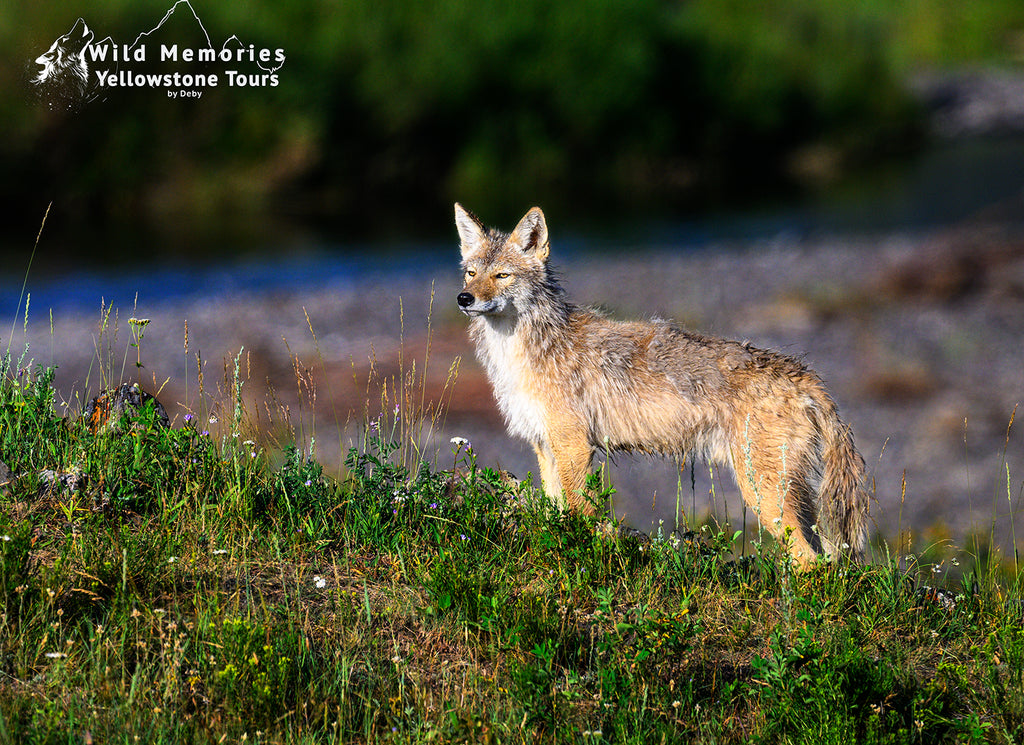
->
[8,203,1024,556]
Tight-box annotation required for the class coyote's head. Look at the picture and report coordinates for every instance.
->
[454,203,550,319]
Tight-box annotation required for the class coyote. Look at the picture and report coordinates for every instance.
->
[454,203,869,565]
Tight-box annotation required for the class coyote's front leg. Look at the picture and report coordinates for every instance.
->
[548,433,594,514]
[532,441,565,510]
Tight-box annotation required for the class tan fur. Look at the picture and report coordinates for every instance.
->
[455,204,869,566]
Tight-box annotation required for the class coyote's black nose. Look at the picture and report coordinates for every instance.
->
[457,292,474,308]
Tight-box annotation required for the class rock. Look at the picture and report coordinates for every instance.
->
[0,459,12,495]
[910,69,1024,138]
[83,383,170,433]
[875,220,1024,303]
[38,468,82,496]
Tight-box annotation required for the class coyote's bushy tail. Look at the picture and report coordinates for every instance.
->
[812,394,870,560]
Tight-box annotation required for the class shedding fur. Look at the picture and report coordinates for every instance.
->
[455,203,869,566]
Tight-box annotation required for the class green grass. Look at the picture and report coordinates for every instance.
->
[2,349,1024,744]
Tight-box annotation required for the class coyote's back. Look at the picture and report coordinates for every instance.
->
[454,203,869,566]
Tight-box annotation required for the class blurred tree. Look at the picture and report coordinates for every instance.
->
[1,0,1022,253]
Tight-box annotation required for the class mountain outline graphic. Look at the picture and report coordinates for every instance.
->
[29,0,285,111]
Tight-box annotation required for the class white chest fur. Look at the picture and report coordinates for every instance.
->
[472,320,548,445]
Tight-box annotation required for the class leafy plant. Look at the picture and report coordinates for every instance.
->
[3,336,1024,743]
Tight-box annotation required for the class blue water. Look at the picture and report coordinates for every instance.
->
[0,242,454,318]
[5,136,1024,319]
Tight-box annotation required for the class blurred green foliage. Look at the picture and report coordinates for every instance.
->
[2,0,1023,243]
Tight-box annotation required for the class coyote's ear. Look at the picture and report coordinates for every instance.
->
[508,207,549,262]
[454,203,487,259]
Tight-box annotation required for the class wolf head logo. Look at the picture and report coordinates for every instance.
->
[31,18,94,111]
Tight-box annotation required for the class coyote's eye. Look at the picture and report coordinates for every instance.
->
[494,272,511,280]
[465,269,476,278]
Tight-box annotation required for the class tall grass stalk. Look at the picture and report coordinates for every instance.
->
[1004,406,1019,574]
[5,204,49,358]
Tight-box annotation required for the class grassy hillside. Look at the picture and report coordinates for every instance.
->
[2,345,1023,744]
